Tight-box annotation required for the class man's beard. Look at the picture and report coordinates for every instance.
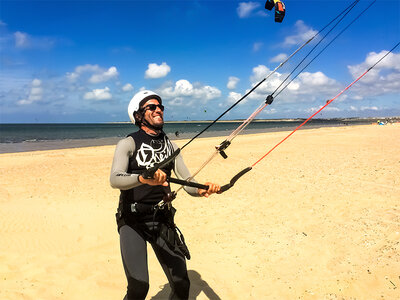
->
[143,116,163,130]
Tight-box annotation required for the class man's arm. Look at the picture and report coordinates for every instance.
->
[109,137,142,190]
[172,142,201,197]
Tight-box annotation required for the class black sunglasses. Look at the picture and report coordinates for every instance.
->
[142,104,164,112]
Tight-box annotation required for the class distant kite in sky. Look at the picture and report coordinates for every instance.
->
[265,0,286,23]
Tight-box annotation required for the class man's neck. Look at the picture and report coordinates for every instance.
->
[141,125,161,136]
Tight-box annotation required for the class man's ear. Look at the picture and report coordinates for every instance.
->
[134,112,143,124]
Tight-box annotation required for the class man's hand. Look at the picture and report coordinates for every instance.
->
[139,169,168,186]
[198,182,220,197]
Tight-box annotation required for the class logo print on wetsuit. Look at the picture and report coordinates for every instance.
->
[136,136,173,169]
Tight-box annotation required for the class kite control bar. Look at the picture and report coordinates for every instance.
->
[167,166,252,194]
[167,177,209,190]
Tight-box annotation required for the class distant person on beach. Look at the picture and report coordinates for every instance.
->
[110,90,220,300]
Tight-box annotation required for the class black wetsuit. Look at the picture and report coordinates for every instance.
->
[110,129,198,300]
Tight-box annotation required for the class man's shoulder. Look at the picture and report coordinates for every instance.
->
[127,129,141,139]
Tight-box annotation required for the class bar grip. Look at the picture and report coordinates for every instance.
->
[167,177,209,190]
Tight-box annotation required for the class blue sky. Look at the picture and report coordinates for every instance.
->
[0,0,399,123]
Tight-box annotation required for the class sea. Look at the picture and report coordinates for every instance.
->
[0,118,384,153]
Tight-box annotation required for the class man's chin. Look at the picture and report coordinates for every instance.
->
[153,121,164,129]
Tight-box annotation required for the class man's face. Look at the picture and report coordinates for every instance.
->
[142,99,164,128]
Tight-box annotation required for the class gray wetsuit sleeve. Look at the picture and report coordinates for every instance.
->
[172,142,200,197]
[110,137,141,190]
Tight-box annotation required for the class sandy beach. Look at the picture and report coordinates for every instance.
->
[0,124,399,300]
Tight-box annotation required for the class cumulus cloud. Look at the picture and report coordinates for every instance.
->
[250,65,284,92]
[237,2,260,18]
[227,76,240,90]
[89,66,119,83]
[84,87,112,101]
[17,78,44,105]
[66,64,118,84]
[237,2,267,18]
[347,50,400,97]
[145,62,171,79]
[122,83,134,92]
[159,79,221,105]
[227,91,242,104]
[282,20,317,47]
[245,64,340,104]
[270,53,288,63]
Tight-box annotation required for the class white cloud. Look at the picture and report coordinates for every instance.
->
[348,50,400,77]
[14,31,29,48]
[89,66,119,83]
[298,71,333,86]
[237,2,261,18]
[270,53,288,63]
[253,42,263,52]
[249,65,284,93]
[159,79,221,104]
[66,64,118,84]
[361,106,378,111]
[75,64,102,73]
[32,78,41,87]
[350,105,379,112]
[17,78,43,105]
[347,50,400,97]
[282,20,317,47]
[13,30,56,50]
[84,87,112,101]
[66,64,101,82]
[227,76,240,90]
[244,64,340,104]
[145,62,171,79]
[122,83,134,92]
[227,91,242,104]
[306,105,340,113]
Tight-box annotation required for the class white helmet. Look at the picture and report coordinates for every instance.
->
[128,90,162,124]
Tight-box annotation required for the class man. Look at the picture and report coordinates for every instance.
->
[110,90,220,300]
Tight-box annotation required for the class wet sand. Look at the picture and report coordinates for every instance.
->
[0,124,399,299]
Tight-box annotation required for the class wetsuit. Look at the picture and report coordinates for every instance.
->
[110,129,199,300]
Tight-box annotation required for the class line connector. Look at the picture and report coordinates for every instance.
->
[266,94,274,105]
[216,140,231,159]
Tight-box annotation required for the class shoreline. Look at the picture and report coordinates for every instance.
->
[0,122,379,154]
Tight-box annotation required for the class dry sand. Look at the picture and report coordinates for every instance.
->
[0,124,399,299]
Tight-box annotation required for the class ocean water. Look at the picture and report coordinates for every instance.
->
[0,119,378,153]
